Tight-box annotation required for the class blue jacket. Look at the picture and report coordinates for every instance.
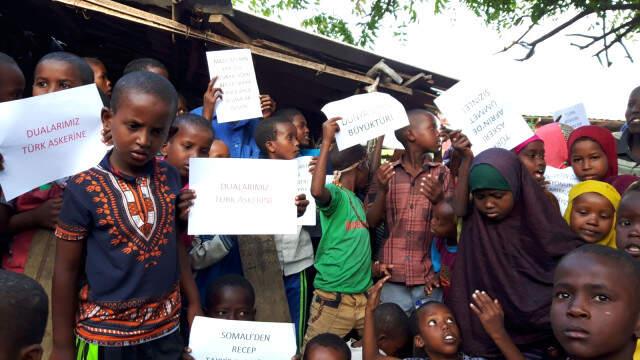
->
[191,107,261,159]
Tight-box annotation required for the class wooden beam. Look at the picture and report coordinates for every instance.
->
[208,14,252,44]
[52,0,413,95]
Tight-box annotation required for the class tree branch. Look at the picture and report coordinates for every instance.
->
[594,23,638,65]
[496,22,534,54]
[567,16,638,50]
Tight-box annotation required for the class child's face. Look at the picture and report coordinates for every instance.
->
[266,122,300,160]
[571,139,609,181]
[32,60,84,96]
[409,114,440,152]
[101,92,173,176]
[551,253,640,360]
[206,286,255,321]
[88,61,112,96]
[625,87,640,135]
[517,140,546,181]
[292,114,311,147]
[472,190,514,221]
[569,192,615,244]
[209,140,230,158]
[430,202,456,238]
[164,124,213,179]
[415,303,461,358]
[304,346,348,360]
[0,63,25,103]
[616,192,640,259]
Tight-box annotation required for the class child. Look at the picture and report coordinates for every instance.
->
[0,52,25,102]
[162,113,214,183]
[551,244,640,360]
[4,52,94,273]
[277,108,312,148]
[568,125,618,182]
[0,270,48,360]
[205,274,256,321]
[367,110,460,312]
[254,115,311,349]
[513,134,546,184]
[429,200,458,299]
[209,139,230,158]
[564,180,620,247]
[51,71,201,359]
[619,85,640,175]
[84,57,112,97]
[305,117,372,347]
[447,148,582,358]
[617,180,640,258]
[304,333,352,360]
[123,57,169,79]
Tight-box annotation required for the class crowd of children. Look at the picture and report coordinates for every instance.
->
[0,48,639,360]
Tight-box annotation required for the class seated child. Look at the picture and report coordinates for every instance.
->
[209,139,230,158]
[0,270,48,360]
[564,180,620,248]
[4,51,94,273]
[568,125,618,182]
[429,200,458,299]
[84,57,112,97]
[123,57,169,79]
[551,244,640,360]
[617,180,640,258]
[305,333,352,360]
[205,274,256,321]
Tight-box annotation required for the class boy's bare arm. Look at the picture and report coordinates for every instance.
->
[363,276,399,360]
[178,242,203,328]
[311,118,341,207]
[8,197,62,232]
[50,238,83,360]
[366,164,394,228]
[450,132,473,217]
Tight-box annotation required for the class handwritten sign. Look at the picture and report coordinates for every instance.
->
[0,85,106,200]
[553,103,589,129]
[206,49,262,123]
[321,92,409,150]
[435,82,533,154]
[545,166,579,214]
[188,158,298,235]
[189,316,297,360]
[297,156,315,226]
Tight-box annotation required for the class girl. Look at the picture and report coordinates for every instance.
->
[446,148,582,358]
[535,122,573,169]
[564,180,620,248]
[567,125,618,182]
[513,134,560,211]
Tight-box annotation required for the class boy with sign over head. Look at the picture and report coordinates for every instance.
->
[304,116,372,348]
[50,71,202,360]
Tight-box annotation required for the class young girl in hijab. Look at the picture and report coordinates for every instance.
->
[563,180,620,248]
[567,125,618,182]
[512,134,560,211]
[535,122,573,169]
[446,148,582,358]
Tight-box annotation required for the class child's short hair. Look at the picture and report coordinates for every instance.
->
[254,114,293,155]
[205,274,255,310]
[0,270,48,352]
[275,108,303,121]
[329,144,366,171]
[110,71,177,115]
[171,113,215,140]
[304,333,351,360]
[123,58,167,75]
[623,180,640,195]
[374,302,411,338]
[394,109,437,147]
[83,57,104,68]
[410,301,445,335]
[0,52,19,67]
[38,51,94,85]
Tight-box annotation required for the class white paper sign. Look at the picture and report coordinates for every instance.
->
[545,166,579,214]
[206,49,262,123]
[0,85,106,200]
[321,92,409,150]
[188,158,298,235]
[189,316,297,360]
[553,103,589,129]
[297,156,316,226]
[435,82,533,154]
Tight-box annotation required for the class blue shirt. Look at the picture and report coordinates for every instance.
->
[191,107,261,159]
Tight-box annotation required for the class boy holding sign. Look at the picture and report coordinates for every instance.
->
[51,71,202,359]
[304,117,372,348]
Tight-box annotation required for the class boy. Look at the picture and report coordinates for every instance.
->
[205,274,256,321]
[51,71,202,359]
[0,52,25,102]
[304,333,351,360]
[429,200,458,299]
[551,244,640,360]
[162,113,214,183]
[617,181,640,258]
[0,270,48,360]
[254,115,312,348]
[618,85,640,175]
[277,108,312,148]
[367,110,455,313]
[305,117,372,347]
[84,57,112,97]
[123,57,169,79]
[209,139,230,158]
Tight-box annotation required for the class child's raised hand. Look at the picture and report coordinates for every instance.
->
[450,131,473,159]
[308,157,318,173]
[178,189,196,222]
[376,163,395,192]
[419,173,444,204]
[322,117,341,143]
[295,193,309,217]
[470,290,507,339]
[34,197,63,230]
[425,273,441,295]
[202,77,222,121]
[366,274,391,311]
[260,94,277,118]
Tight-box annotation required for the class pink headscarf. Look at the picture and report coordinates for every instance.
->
[536,123,572,169]
[513,134,543,154]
